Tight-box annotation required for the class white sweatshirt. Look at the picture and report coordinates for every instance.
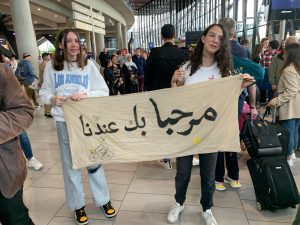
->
[39,60,109,122]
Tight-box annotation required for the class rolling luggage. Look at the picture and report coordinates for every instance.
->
[243,107,299,211]
[247,156,299,211]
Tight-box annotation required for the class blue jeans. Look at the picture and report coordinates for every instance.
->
[19,132,33,159]
[56,122,110,210]
[175,153,218,211]
[279,119,300,156]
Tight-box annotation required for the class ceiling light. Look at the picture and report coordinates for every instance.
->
[37,8,41,11]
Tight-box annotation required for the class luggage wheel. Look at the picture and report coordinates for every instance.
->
[256,202,262,211]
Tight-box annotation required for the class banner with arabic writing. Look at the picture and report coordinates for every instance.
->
[63,76,242,169]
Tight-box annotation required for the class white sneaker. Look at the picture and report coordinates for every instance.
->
[157,159,172,169]
[192,157,199,166]
[287,158,294,167]
[167,202,184,224]
[292,153,297,161]
[202,209,218,225]
[28,157,43,170]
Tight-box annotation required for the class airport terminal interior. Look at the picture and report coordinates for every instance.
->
[0,0,300,224]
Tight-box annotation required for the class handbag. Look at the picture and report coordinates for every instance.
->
[241,115,283,157]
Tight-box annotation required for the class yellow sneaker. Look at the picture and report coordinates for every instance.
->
[215,181,226,191]
[225,176,241,188]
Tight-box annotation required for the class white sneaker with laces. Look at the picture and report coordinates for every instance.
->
[287,158,294,167]
[28,157,43,170]
[192,157,199,166]
[167,202,184,224]
[157,159,172,169]
[292,153,297,161]
[202,209,218,225]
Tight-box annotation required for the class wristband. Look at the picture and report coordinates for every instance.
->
[250,106,256,109]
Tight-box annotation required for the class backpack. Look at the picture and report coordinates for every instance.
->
[232,56,265,83]
[15,61,37,86]
[15,62,25,82]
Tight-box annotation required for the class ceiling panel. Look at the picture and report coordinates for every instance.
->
[131,0,154,10]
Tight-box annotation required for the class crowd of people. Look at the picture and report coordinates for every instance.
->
[0,16,299,225]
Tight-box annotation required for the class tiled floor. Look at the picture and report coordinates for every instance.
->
[23,109,299,225]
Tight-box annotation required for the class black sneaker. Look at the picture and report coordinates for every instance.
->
[75,206,88,225]
[102,201,116,218]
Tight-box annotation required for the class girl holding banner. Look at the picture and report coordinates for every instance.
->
[39,29,115,225]
[168,24,255,225]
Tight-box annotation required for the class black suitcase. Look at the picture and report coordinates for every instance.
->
[247,156,300,211]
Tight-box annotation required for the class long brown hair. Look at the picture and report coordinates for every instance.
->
[189,24,232,77]
[252,43,264,61]
[53,29,87,71]
[280,43,300,75]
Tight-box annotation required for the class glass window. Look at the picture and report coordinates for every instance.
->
[246,0,254,18]
[237,0,243,21]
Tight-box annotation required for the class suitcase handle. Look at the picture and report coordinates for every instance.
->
[263,106,277,122]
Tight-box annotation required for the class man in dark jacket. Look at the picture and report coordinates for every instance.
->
[144,24,187,169]
[145,24,186,91]
[132,47,147,92]
[0,64,35,224]
[99,48,110,75]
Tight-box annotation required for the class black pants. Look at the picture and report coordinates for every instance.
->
[175,153,218,211]
[0,189,34,225]
[215,152,239,182]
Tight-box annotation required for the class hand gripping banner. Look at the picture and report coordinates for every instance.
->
[63,76,242,169]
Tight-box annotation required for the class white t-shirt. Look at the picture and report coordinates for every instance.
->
[182,62,222,85]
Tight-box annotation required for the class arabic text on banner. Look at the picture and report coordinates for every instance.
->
[63,76,243,169]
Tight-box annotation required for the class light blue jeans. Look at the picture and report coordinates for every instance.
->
[56,121,110,210]
[279,119,300,156]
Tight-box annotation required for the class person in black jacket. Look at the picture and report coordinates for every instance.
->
[103,59,116,96]
[145,24,187,91]
[99,48,110,75]
[145,24,187,169]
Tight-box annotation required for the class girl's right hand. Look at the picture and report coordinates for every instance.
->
[171,68,186,87]
[51,96,67,106]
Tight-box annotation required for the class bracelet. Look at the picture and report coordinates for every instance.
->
[250,106,256,109]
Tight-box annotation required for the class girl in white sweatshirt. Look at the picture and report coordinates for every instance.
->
[39,29,115,225]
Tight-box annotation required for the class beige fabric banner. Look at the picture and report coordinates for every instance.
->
[63,76,243,169]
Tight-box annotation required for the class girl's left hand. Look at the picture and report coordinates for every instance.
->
[267,100,276,108]
[240,74,255,90]
[70,92,87,101]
